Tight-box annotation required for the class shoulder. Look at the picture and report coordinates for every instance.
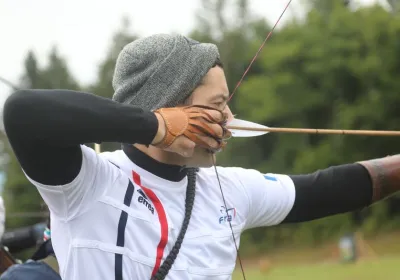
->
[26,147,126,219]
[96,149,126,169]
[198,166,296,229]
[198,166,265,185]
[197,166,295,198]
[196,166,263,199]
[80,147,125,175]
[50,145,123,184]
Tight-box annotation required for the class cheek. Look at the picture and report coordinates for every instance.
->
[189,88,208,106]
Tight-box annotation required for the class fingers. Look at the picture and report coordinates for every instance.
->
[187,105,228,124]
[155,105,231,157]
[187,108,231,151]
[203,109,228,124]
[190,121,224,139]
[184,128,227,152]
[195,134,222,150]
[198,122,231,139]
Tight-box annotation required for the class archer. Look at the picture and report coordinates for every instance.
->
[3,33,398,280]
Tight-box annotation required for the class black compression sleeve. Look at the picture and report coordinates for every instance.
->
[282,163,373,223]
[3,89,158,185]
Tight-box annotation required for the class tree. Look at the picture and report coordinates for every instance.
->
[387,0,400,13]
[304,0,352,15]
[41,47,81,90]
[232,4,400,250]
[20,51,40,89]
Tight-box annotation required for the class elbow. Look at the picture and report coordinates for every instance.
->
[3,90,35,134]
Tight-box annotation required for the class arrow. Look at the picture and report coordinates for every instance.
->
[227,119,400,137]
[227,118,269,137]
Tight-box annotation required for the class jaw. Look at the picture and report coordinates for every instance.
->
[182,148,217,168]
[133,144,219,169]
[133,144,187,166]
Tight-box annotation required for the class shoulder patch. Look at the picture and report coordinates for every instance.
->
[264,175,277,181]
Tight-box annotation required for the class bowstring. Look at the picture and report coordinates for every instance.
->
[213,1,294,279]
[228,0,294,102]
[212,156,246,280]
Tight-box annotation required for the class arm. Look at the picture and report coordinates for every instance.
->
[4,89,224,219]
[233,156,400,228]
[283,163,372,223]
[3,89,159,185]
[283,155,400,223]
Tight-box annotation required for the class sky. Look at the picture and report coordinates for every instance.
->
[0,0,388,107]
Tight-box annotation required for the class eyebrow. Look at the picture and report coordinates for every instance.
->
[211,93,229,102]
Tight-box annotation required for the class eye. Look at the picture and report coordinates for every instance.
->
[213,102,225,109]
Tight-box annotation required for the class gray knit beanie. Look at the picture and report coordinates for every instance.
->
[112,34,220,111]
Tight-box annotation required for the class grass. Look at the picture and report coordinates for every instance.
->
[232,256,400,280]
[232,231,400,279]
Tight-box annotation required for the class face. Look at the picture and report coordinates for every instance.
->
[183,66,233,168]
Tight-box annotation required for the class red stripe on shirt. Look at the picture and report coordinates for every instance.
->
[132,171,169,278]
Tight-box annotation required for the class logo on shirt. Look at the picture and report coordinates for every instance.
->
[264,174,277,181]
[219,206,236,224]
[137,189,154,215]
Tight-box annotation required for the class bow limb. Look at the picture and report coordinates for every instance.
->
[227,0,294,103]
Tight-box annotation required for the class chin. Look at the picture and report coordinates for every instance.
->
[184,149,217,168]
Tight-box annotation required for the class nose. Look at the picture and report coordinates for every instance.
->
[223,106,234,122]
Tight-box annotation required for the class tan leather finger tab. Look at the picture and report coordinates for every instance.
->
[200,110,222,123]
[189,120,222,139]
[184,130,211,149]
[187,105,224,122]
[185,126,225,151]
[153,107,189,148]
[153,105,228,150]
[155,128,176,149]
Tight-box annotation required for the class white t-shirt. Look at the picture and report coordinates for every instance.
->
[25,145,295,280]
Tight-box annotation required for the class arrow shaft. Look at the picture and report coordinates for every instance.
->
[226,125,400,136]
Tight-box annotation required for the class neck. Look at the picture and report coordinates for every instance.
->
[122,144,188,182]
[133,144,187,166]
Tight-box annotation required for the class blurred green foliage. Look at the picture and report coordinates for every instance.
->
[3,0,400,257]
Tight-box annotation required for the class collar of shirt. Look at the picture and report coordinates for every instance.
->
[113,144,188,192]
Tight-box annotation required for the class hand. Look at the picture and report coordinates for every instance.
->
[151,105,230,157]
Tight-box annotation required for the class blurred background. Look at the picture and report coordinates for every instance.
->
[1,0,400,279]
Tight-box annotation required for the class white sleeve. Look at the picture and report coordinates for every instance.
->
[24,145,120,220]
[0,196,5,239]
[233,168,296,230]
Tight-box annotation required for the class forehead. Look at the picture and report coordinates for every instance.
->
[191,67,229,101]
